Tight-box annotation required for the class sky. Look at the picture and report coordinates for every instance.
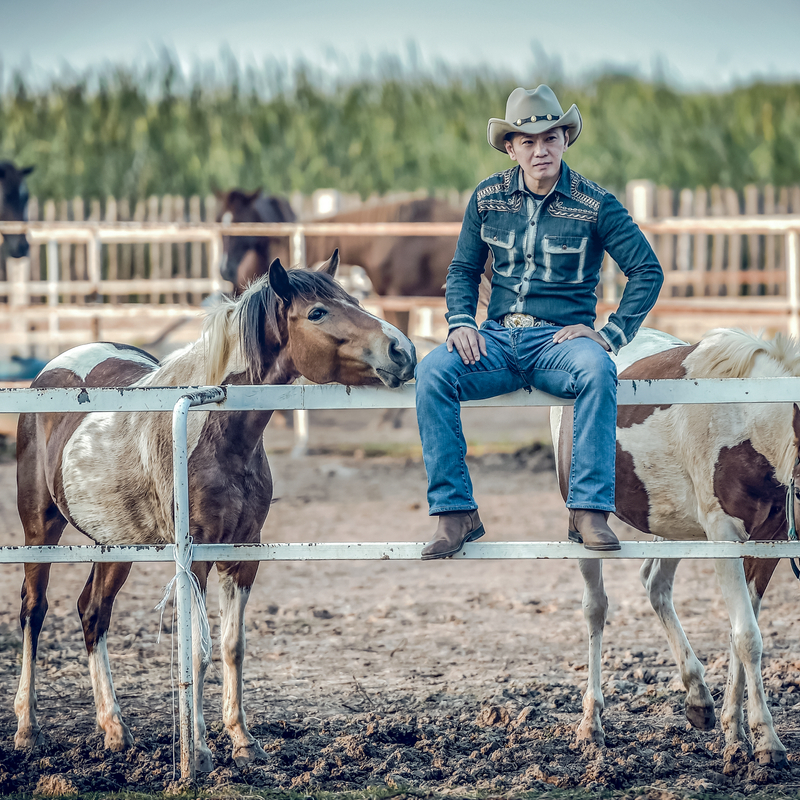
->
[4,0,800,90]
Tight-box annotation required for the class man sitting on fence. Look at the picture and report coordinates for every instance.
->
[415,84,664,558]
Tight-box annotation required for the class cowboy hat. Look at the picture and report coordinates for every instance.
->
[487,85,582,153]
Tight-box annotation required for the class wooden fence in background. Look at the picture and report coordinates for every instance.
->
[5,182,800,306]
[627,180,800,297]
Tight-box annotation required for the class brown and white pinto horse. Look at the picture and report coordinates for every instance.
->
[553,327,798,772]
[14,253,416,771]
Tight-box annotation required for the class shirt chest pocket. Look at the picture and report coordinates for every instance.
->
[542,235,588,283]
[480,225,516,277]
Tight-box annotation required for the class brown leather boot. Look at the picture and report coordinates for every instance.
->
[568,509,621,552]
[421,510,485,560]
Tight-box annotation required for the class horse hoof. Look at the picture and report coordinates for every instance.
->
[104,724,134,752]
[575,724,605,747]
[685,702,716,731]
[14,728,42,750]
[195,746,214,773]
[232,740,268,767]
[755,748,789,769]
[723,741,753,775]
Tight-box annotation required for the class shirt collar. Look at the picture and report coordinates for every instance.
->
[512,162,571,200]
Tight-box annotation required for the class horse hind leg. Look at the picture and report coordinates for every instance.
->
[721,557,782,773]
[77,562,134,751]
[639,556,716,730]
[577,558,608,746]
[714,556,787,770]
[15,450,69,749]
[218,562,267,767]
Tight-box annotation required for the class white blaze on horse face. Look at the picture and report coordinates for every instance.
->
[363,310,416,369]
[42,343,156,381]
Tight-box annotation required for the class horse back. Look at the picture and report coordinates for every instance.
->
[17,343,160,533]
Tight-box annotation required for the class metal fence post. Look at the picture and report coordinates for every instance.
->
[171,387,226,781]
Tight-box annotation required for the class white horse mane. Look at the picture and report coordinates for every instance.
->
[201,296,239,385]
[689,328,800,380]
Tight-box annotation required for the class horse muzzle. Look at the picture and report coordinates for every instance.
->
[3,234,29,259]
[375,334,416,387]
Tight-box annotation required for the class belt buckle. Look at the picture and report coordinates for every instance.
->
[504,313,536,328]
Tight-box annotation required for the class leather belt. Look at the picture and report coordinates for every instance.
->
[500,313,559,329]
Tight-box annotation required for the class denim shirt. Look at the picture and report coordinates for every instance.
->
[445,163,663,354]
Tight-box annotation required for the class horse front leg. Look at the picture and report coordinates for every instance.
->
[640,556,715,730]
[189,562,214,773]
[15,492,68,750]
[218,562,266,766]
[77,562,134,751]
[577,558,608,746]
[714,558,787,770]
[15,562,54,749]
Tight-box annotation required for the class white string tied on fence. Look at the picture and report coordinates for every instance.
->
[154,536,212,663]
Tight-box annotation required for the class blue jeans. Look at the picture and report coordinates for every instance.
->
[415,320,617,514]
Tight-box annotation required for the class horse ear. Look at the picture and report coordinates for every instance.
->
[21,166,34,176]
[245,188,262,203]
[317,248,340,278]
[268,258,293,303]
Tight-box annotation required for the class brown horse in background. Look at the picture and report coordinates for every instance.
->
[215,189,296,293]
[303,197,463,298]
[13,252,416,772]
[0,161,35,268]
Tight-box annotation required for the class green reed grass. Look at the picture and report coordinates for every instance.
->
[2,59,799,202]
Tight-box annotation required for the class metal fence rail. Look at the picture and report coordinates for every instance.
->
[3,378,800,778]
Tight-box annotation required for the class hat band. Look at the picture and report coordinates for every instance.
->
[514,113,561,126]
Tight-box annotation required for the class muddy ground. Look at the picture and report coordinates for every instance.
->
[1,406,800,798]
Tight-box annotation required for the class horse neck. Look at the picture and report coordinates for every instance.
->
[143,326,299,439]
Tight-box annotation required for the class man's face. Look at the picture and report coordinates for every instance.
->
[504,128,569,189]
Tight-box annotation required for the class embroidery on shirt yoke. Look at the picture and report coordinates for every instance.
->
[547,173,605,223]
[476,168,521,213]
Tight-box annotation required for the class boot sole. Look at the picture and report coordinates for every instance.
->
[421,525,486,561]
[568,528,621,552]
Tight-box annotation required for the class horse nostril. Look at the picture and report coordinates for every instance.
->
[389,338,406,365]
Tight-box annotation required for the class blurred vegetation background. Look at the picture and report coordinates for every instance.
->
[2,56,799,202]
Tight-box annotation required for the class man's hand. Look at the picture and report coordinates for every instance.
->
[552,324,611,352]
[447,327,488,365]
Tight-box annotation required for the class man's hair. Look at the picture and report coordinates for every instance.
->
[504,126,567,144]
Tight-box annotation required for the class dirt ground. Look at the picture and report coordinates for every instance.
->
[1,406,800,798]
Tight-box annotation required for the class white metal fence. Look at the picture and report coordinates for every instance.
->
[2,379,800,777]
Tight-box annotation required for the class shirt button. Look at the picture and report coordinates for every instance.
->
[526,254,532,259]
[530,221,535,227]
[562,244,567,250]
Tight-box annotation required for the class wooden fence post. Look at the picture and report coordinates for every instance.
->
[787,231,800,339]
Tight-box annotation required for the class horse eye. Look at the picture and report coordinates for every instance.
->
[308,307,327,322]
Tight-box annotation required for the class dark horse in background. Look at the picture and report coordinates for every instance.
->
[215,189,296,293]
[0,160,35,267]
